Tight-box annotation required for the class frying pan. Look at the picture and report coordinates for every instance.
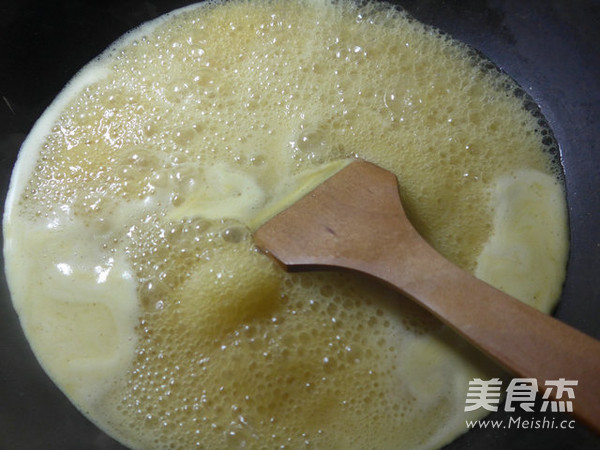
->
[1,0,599,448]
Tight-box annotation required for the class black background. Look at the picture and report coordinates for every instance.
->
[1,0,599,448]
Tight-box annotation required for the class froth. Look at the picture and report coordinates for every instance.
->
[3,0,567,449]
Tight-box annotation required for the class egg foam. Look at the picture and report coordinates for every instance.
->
[3,0,568,449]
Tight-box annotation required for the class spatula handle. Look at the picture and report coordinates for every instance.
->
[365,227,600,434]
[253,160,600,433]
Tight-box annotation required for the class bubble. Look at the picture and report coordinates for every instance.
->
[5,0,567,449]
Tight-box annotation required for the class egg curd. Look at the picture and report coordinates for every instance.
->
[3,0,568,448]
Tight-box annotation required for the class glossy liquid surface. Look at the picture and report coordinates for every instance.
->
[3,0,568,448]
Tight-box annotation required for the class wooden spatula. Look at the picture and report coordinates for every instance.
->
[253,159,600,433]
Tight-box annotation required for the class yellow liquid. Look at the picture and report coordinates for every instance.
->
[3,0,568,448]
